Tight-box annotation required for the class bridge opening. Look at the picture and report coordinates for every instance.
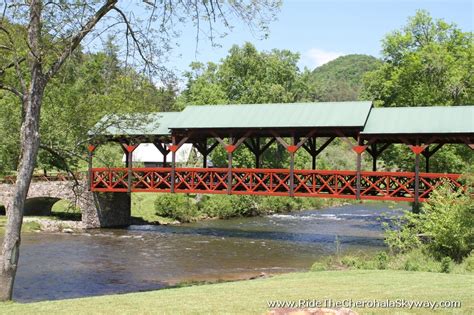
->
[50,199,82,221]
[22,198,81,220]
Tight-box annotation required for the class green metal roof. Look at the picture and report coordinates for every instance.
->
[91,103,474,138]
[169,101,373,129]
[361,106,474,135]
[91,112,179,136]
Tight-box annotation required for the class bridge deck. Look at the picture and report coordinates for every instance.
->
[90,167,462,202]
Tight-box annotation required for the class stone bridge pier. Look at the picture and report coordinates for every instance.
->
[0,181,131,228]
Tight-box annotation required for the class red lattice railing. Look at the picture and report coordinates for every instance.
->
[90,167,463,202]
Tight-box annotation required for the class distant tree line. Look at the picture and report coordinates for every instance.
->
[1,10,472,176]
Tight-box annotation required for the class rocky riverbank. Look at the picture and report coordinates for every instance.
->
[22,217,83,233]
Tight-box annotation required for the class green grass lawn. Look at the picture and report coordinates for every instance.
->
[0,270,471,314]
[0,216,41,234]
[131,192,176,224]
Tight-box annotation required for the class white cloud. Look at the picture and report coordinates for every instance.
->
[302,48,345,69]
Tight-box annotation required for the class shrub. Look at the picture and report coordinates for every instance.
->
[440,257,452,273]
[198,195,234,219]
[259,196,299,213]
[420,182,473,262]
[463,252,474,272]
[388,249,441,272]
[383,213,422,254]
[384,181,473,262]
[154,194,199,222]
[230,195,259,216]
[376,251,389,270]
[310,262,327,271]
[404,259,420,271]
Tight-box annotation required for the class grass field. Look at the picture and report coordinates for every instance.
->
[0,216,41,234]
[131,193,176,224]
[0,270,471,314]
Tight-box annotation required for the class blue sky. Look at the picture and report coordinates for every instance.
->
[163,0,473,76]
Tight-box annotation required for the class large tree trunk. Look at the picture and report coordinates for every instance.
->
[0,0,44,301]
[0,81,44,301]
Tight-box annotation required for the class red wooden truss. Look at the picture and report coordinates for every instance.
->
[90,167,462,202]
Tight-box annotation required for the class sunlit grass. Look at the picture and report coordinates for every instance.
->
[0,270,471,314]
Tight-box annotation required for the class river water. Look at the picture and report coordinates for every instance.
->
[12,202,407,302]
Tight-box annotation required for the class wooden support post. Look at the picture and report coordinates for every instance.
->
[193,139,218,169]
[87,144,96,191]
[371,144,377,171]
[352,144,366,200]
[203,152,207,168]
[424,146,430,173]
[227,137,234,195]
[245,137,275,169]
[227,151,233,194]
[310,137,316,170]
[409,145,425,210]
[288,138,299,197]
[302,137,335,171]
[124,144,138,193]
[414,152,420,206]
[171,149,176,193]
[153,140,171,168]
[421,143,443,173]
[255,137,261,168]
[128,150,133,192]
[168,136,189,193]
[125,151,130,167]
[356,153,362,199]
[289,151,295,197]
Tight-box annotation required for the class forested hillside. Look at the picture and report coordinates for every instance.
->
[307,54,381,101]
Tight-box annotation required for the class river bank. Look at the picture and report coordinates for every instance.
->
[0,270,471,314]
[134,192,355,224]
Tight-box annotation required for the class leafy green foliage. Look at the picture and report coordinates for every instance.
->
[198,195,260,219]
[180,42,309,106]
[311,249,473,274]
[154,194,199,222]
[362,10,473,106]
[384,182,473,262]
[154,193,333,222]
[440,257,452,273]
[420,182,473,261]
[0,38,177,175]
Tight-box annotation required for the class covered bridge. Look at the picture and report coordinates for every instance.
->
[88,101,473,203]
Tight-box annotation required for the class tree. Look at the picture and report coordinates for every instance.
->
[0,0,280,301]
[361,10,473,173]
[180,42,310,105]
[362,10,473,106]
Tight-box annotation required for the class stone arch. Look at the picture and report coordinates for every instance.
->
[0,181,132,228]
[24,197,62,216]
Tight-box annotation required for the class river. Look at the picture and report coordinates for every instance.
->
[13,202,407,302]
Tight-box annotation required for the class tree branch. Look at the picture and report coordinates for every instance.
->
[112,6,151,68]
[45,0,118,81]
[0,83,23,100]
